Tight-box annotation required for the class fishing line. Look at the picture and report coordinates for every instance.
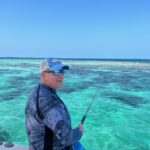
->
[81,87,100,124]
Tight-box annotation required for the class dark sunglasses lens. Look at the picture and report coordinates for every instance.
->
[55,70,64,75]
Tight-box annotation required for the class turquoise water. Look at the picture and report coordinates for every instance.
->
[0,58,150,150]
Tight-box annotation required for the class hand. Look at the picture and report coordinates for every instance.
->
[77,122,84,135]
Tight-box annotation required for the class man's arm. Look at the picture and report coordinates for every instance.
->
[43,107,83,147]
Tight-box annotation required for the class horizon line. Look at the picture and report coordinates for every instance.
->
[0,56,150,61]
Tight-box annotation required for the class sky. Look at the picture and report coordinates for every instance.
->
[0,0,150,59]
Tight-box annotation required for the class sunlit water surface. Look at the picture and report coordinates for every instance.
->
[0,59,150,150]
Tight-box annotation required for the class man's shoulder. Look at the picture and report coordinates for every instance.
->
[38,83,59,105]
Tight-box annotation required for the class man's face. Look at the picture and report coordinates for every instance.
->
[43,71,64,89]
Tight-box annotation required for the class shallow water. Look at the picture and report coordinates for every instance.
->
[0,58,150,150]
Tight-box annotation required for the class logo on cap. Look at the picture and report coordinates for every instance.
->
[51,59,58,63]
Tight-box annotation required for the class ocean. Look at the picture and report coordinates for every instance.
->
[0,58,150,150]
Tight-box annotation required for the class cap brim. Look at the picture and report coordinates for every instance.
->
[62,65,70,70]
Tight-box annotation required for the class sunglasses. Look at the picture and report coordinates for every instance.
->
[45,70,65,75]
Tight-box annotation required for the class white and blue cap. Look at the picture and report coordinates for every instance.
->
[40,58,69,74]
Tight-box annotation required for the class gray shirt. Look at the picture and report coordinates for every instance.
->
[25,83,82,150]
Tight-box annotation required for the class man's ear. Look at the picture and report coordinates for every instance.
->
[40,72,46,80]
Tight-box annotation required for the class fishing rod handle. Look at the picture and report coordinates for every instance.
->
[81,115,86,124]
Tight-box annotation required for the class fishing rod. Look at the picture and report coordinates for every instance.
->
[81,88,100,124]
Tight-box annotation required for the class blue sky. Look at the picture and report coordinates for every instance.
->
[0,0,150,59]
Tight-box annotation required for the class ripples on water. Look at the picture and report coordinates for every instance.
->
[0,58,150,150]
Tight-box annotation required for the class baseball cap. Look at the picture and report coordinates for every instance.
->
[40,58,70,74]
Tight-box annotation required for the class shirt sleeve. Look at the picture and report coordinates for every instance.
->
[39,95,82,147]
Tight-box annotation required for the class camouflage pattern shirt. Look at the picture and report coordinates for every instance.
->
[25,83,82,150]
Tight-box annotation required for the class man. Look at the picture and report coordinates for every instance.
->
[25,58,84,150]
